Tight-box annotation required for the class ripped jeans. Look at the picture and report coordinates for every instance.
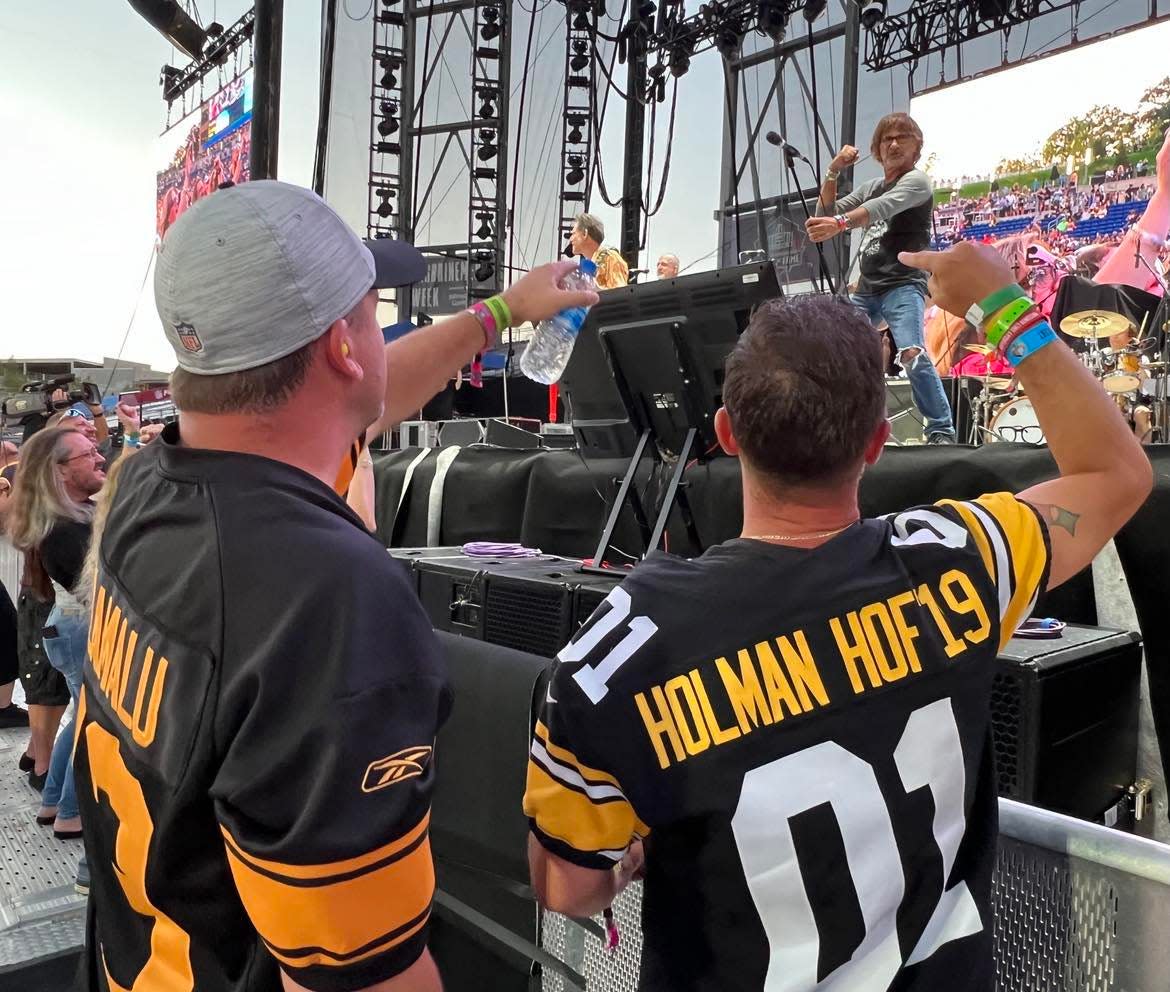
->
[854,284,955,437]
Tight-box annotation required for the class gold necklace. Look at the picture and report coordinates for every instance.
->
[742,521,858,543]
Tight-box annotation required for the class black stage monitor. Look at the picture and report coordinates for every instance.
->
[560,261,782,457]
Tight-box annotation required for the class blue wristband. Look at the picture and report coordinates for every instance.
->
[1003,320,1058,367]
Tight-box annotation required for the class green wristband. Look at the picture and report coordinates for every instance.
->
[984,297,1036,347]
[484,295,512,331]
[970,283,1027,327]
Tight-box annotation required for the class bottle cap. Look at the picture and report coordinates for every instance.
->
[578,258,598,277]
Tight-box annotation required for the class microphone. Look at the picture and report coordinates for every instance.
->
[764,131,811,164]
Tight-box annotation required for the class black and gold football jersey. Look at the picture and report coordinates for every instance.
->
[74,424,451,992]
[525,493,1050,992]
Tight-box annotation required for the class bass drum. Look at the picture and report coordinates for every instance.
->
[989,397,1046,444]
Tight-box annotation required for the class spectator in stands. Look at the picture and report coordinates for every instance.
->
[1096,128,1170,295]
[6,427,105,849]
[524,240,1151,992]
[570,213,629,289]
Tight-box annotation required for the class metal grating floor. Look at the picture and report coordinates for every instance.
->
[0,721,87,972]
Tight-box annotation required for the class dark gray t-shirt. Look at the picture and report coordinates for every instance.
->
[820,169,933,296]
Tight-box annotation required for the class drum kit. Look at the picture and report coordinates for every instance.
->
[964,309,1168,445]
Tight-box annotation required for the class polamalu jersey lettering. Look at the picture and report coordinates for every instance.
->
[74,424,451,992]
[525,494,1049,992]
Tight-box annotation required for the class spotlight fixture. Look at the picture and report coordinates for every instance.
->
[478,98,497,118]
[857,0,886,29]
[379,55,399,89]
[757,0,788,41]
[566,155,585,185]
[572,10,591,30]
[570,38,590,71]
[568,125,583,143]
[375,188,396,218]
[475,216,494,239]
[480,6,501,41]
[802,0,827,22]
[667,46,690,77]
[377,100,400,137]
[637,1,656,17]
[474,255,496,282]
[477,129,499,162]
[714,20,744,57]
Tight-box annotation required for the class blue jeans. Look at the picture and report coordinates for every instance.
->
[854,284,955,437]
[41,605,88,820]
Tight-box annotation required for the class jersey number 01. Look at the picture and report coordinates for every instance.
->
[731,698,982,990]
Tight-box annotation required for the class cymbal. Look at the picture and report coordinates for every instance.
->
[963,344,996,356]
[1060,309,1132,339]
[959,374,1015,391]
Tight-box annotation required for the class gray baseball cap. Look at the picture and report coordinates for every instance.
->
[154,180,426,375]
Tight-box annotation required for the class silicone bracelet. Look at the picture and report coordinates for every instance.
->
[1003,320,1058,367]
[464,301,497,351]
[483,295,512,333]
[835,214,850,232]
[972,283,1028,327]
[985,297,1037,347]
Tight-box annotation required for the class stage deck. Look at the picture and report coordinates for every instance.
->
[0,723,86,983]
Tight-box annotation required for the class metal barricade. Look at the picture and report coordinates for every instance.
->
[0,538,20,605]
[539,798,1170,992]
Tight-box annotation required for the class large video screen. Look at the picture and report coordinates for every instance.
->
[156,70,253,240]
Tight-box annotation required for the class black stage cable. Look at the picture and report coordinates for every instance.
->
[805,16,824,194]
[104,246,159,399]
[590,0,630,208]
[641,76,678,248]
[312,0,339,196]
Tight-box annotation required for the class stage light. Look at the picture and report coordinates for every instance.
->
[379,55,399,89]
[481,6,501,40]
[377,99,400,137]
[475,221,494,239]
[714,21,744,57]
[478,97,497,118]
[668,46,690,76]
[478,129,499,161]
[375,188,396,218]
[757,0,788,41]
[573,10,591,29]
[638,1,656,17]
[568,125,583,143]
[857,0,885,29]
[803,0,827,22]
[567,155,585,185]
[474,256,496,282]
[128,0,207,60]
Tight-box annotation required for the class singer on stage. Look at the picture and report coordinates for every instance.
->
[807,112,956,444]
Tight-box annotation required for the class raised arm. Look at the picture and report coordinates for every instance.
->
[901,241,1153,589]
[368,260,598,435]
[1093,128,1169,292]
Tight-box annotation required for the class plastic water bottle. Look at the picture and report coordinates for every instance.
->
[520,258,599,384]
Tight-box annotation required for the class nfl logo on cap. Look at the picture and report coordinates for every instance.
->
[175,321,204,354]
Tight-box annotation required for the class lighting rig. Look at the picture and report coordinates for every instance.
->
[860,0,1082,71]
[157,8,256,107]
[367,0,409,299]
[468,0,509,300]
[610,0,823,102]
[556,0,600,258]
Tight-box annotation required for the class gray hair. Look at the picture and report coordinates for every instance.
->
[659,253,680,265]
[574,213,605,244]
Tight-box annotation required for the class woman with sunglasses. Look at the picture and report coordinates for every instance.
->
[6,426,106,844]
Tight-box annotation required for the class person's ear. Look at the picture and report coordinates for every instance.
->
[715,407,740,457]
[324,318,363,380]
[864,420,891,465]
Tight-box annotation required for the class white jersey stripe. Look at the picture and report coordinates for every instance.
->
[530,739,629,804]
[963,501,1012,621]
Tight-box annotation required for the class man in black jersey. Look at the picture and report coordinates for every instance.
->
[523,241,1151,991]
[72,181,597,992]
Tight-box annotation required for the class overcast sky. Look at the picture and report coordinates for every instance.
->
[2,6,1167,374]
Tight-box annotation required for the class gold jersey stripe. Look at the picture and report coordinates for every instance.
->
[523,759,646,855]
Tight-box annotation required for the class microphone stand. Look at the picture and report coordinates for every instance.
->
[784,146,837,296]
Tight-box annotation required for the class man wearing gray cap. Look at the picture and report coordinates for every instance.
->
[72,181,596,992]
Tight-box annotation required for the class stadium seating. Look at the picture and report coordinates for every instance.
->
[929,197,1150,250]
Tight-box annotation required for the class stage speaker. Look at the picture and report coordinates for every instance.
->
[990,626,1141,825]
[393,550,622,657]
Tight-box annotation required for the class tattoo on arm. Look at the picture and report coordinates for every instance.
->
[1036,503,1080,536]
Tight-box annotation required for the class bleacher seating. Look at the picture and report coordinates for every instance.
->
[1039,198,1150,239]
[960,213,1036,241]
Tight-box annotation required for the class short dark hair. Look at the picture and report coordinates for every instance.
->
[169,341,316,415]
[722,296,886,487]
[870,112,924,164]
